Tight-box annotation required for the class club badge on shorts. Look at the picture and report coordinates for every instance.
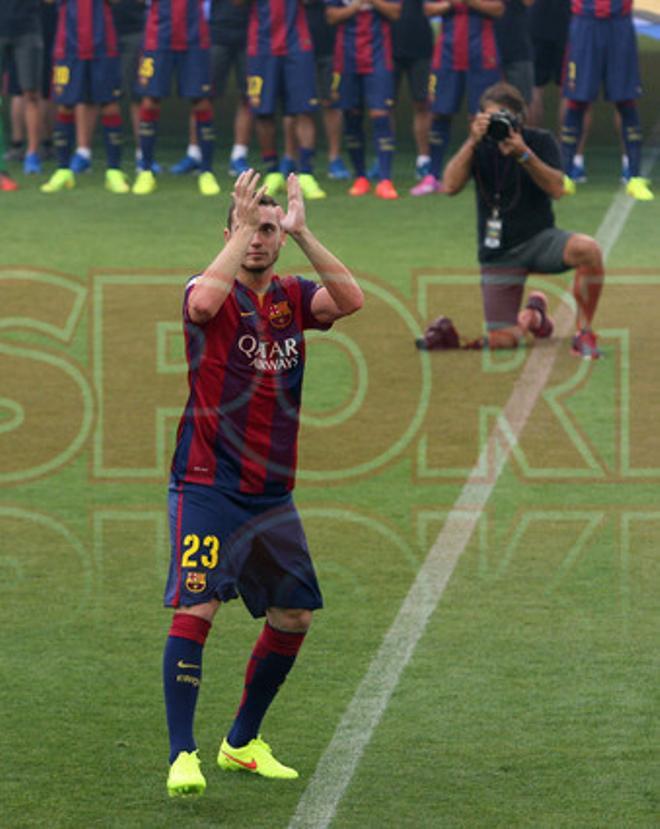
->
[185,571,207,593]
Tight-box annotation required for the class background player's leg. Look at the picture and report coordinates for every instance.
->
[615,100,653,200]
[0,98,19,190]
[226,608,310,749]
[560,99,588,176]
[53,106,75,169]
[100,102,123,170]
[137,96,160,172]
[192,98,215,173]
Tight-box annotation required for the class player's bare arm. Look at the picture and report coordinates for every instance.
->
[325,0,363,25]
[371,0,402,22]
[279,174,364,324]
[443,113,488,195]
[498,130,565,200]
[188,171,267,325]
[465,0,505,17]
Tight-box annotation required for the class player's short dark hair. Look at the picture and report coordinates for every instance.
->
[479,82,527,121]
[226,193,280,230]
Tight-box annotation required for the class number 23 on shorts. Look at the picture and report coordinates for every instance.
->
[182,533,220,569]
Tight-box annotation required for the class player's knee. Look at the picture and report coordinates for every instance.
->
[269,608,313,632]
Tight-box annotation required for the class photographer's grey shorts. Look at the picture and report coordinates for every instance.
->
[480,227,573,330]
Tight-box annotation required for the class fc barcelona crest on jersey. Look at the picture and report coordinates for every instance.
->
[185,571,207,594]
[268,301,293,330]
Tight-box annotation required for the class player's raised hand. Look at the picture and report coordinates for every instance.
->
[232,169,266,229]
[278,173,307,235]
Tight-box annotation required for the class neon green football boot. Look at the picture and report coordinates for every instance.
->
[40,168,75,194]
[198,171,221,196]
[132,169,157,195]
[217,736,299,779]
[105,169,130,194]
[167,750,206,797]
[264,171,285,196]
[298,172,326,200]
[626,176,654,201]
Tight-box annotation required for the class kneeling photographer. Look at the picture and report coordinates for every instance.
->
[441,82,604,358]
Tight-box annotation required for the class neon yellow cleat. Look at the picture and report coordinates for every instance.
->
[132,169,157,195]
[217,736,299,779]
[562,174,576,196]
[40,168,75,194]
[167,750,206,798]
[298,172,326,200]
[198,171,221,196]
[105,169,130,194]
[626,176,654,201]
[264,171,285,196]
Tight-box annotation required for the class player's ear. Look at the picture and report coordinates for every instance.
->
[224,226,231,242]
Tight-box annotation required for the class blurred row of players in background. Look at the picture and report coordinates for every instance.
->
[0,0,654,200]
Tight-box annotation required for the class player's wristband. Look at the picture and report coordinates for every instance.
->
[517,150,531,165]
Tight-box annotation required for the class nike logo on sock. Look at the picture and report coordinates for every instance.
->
[240,311,255,317]
[223,751,257,770]
[177,660,200,670]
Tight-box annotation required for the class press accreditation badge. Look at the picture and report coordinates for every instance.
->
[484,208,502,249]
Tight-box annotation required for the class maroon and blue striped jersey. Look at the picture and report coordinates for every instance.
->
[171,275,331,496]
[246,0,313,58]
[53,0,118,61]
[571,0,632,17]
[431,4,499,73]
[327,0,399,75]
[143,0,210,52]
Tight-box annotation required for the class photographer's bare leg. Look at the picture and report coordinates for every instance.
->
[563,233,604,331]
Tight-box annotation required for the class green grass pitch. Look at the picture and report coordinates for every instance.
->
[2,62,660,826]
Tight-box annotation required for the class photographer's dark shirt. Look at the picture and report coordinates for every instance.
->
[0,0,40,37]
[472,127,561,263]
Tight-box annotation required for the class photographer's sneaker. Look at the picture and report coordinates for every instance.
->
[525,291,554,339]
[410,174,444,196]
[218,736,299,779]
[571,328,601,360]
[626,177,654,201]
[167,750,206,797]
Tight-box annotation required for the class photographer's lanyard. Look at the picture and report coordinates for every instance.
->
[479,152,518,251]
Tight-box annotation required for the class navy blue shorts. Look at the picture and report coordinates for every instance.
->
[52,57,121,106]
[135,48,212,100]
[164,480,323,618]
[335,68,394,111]
[246,52,318,115]
[562,15,641,102]
[430,66,501,115]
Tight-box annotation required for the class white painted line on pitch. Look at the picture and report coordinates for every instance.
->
[288,144,659,829]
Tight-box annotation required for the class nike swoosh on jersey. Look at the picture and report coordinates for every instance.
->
[177,660,201,670]
[222,751,258,770]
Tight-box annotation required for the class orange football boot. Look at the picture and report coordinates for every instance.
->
[374,179,399,200]
[348,176,370,196]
